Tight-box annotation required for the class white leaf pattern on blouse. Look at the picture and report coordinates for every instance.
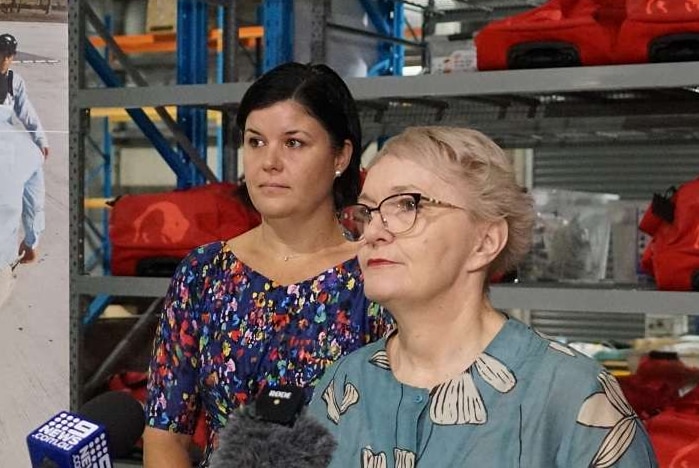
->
[534,329,576,356]
[361,447,387,468]
[394,448,416,468]
[339,382,360,413]
[589,417,637,468]
[597,372,633,416]
[577,371,639,467]
[577,393,625,428]
[369,350,391,370]
[475,354,516,393]
[430,370,486,425]
[548,340,576,356]
[322,379,341,424]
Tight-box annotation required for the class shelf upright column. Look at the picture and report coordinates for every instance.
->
[359,0,405,76]
[101,14,112,275]
[309,0,330,63]
[69,0,88,411]
[262,0,294,72]
[389,1,404,76]
[177,0,208,188]
[218,2,239,183]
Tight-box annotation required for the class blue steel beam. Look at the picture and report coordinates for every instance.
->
[358,0,390,35]
[83,294,111,327]
[177,0,208,188]
[262,0,294,72]
[391,1,405,76]
[360,0,405,76]
[85,42,192,184]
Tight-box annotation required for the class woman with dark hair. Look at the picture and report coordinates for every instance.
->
[142,63,391,467]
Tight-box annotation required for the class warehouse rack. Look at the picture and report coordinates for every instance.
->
[70,0,699,410]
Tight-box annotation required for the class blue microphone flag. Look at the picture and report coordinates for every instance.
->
[26,411,113,468]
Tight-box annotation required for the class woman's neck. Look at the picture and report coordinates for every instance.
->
[387,293,506,390]
[258,209,346,258]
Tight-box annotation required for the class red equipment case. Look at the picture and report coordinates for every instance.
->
[475,0,625,70]
[109,183,260,276]
[616,0,699,63]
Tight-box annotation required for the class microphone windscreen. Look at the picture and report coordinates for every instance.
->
[77,391,145,459]
[209,408,336,468]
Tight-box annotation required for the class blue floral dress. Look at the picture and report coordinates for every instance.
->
[145,241,390,466]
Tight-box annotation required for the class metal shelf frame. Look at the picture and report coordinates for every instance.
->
[76,62,699,108]
[70,0,699,410]
[73,276,699,316]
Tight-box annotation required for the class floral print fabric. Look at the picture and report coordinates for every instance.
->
[310,318,658,468]
[145,241,390,465]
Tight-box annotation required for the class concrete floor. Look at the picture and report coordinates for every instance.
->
[0,20,69,465]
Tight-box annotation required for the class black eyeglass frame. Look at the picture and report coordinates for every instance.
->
[339,192,467,241]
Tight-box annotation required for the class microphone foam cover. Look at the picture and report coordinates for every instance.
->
[77,390,145,459]
[210,409,336,468]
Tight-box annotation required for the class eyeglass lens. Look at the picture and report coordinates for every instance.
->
[339,193,419,241]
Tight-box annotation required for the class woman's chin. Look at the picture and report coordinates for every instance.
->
[364,283,402,306]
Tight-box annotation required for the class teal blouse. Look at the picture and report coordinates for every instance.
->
[309,317,658,468]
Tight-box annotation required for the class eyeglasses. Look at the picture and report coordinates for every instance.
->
[339,192,467,241]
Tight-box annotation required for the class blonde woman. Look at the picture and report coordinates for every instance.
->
[310,126,657,468]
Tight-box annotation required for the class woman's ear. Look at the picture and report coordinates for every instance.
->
[465,219,508,272]
[334,139,353,174]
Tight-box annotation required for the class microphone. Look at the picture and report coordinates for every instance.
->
[26,391,146,467]
[209,386,336,468]
[77,390,146,459]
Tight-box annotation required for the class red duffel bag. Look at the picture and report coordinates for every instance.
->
[475,0,625,70]
[639,176,699,291]
[616,0,699,64]
[109,183,260,276]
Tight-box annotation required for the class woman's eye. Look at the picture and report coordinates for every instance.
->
[286,138,303,148]
[246,137,264,148]
[397,198,417,211]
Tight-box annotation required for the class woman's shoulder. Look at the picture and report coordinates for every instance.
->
[520,326,611,399]
[495,319,605,392]
[325,338,388,380]
[180,240,228,268]
[172,240,246,283]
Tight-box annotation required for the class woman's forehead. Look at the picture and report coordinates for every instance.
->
[364,153,439,190]
[363,155,459,198]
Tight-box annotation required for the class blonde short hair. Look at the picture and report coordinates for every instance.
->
[370,126,534,276]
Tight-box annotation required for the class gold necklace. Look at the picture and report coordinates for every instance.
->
[281,253,303,262]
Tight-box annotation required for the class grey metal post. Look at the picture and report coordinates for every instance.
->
[310,0,331,64]
[69,0,88,412]
[222,0,239,182]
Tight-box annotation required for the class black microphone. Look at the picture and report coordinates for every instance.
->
[77,390,146,459]
[26,391,146,467]
[209,386,336,468]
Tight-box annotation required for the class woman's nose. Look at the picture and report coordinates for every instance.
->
[362,211,391,244]
[261,145,282,171]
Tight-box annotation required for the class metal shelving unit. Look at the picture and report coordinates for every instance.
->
[76,62,699,148]
[72,275,699,315]
[70,0,699,409]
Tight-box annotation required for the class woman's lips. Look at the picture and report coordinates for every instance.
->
[258,183,290,193]
[366,258,397,267]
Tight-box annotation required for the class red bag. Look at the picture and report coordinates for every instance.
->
[475,0,625,70]
[639,176,699,291]
[109,183,260,276]
[645,385,699,467]
[617,0,699,64]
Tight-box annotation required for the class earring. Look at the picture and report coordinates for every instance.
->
[334,170,342,178]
